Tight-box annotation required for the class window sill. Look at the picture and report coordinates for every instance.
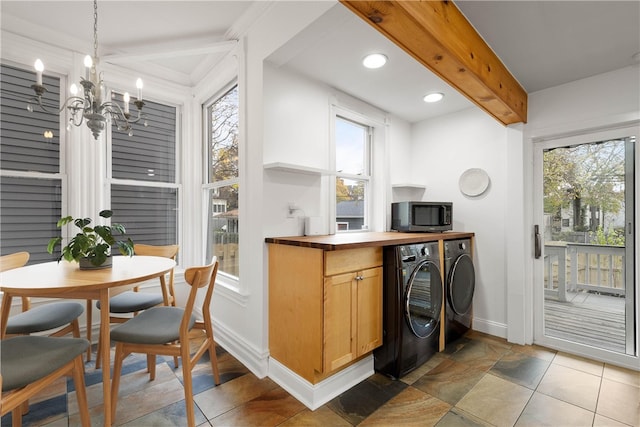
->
[214,275,249,307]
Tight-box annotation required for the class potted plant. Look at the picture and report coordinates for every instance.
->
[47,209,134,269]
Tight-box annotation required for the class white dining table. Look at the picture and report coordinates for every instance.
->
[0,255,176,426]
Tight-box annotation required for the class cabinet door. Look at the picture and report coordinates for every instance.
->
[356,266,383,356]
[324,271,356,373]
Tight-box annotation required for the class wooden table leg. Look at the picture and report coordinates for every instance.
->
[86,299,93,362]
[98,290,112,426]
[0,293,13,338]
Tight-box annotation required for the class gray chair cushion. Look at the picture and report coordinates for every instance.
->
[96,291,164,313]
[110,306,196,345]
[5,302,84,335]
[1,335,89,391]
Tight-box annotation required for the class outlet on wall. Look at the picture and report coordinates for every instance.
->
[287,202,298,218]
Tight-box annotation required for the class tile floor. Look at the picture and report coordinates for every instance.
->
[2,330,639,426]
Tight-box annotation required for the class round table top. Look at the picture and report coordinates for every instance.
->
[0,255,176,293]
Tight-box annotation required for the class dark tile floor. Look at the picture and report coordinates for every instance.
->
[3,330,639,426]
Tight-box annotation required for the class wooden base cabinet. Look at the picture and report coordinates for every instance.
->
[268,244,383,384]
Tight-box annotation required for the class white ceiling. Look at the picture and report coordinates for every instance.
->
[2,1,639,124]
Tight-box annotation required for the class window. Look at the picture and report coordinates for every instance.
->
[335,116,371,232]
[0,63,62,264]
[203,84,239,278]
[109,97,178,248]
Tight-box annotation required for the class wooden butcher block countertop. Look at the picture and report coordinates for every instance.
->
[265,231,475,251]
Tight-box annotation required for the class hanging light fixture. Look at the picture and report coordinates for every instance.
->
[28,0,147,140]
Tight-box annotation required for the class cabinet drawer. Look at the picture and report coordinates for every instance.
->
[325,247,382,276]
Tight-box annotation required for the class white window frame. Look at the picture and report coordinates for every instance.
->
[202,81,240,288]
[105,95,182,254]
[330,103,386,234]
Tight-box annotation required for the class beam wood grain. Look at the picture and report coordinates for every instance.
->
[340,0,527,125]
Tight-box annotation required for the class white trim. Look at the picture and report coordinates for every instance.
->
[213,317,269,379]
[268,356,374,410]
[472,317,508,340]
[527,112,640,143]
[102,41,238,63]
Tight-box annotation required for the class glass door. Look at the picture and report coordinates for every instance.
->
[533,126,637,365]
[406,260,442,338]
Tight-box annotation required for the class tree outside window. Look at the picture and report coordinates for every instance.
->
[204,85,239,277]
[543,139,626,245]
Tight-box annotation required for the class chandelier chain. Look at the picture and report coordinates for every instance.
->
[93,0,98,61]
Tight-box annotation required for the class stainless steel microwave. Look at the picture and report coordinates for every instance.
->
[391,201,453,232]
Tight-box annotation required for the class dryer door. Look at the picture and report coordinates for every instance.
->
[448,253,475,315]
[405,260,442,338]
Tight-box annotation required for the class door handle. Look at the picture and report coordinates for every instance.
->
[534,225,541,259]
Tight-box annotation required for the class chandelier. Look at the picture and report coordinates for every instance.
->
[28,0,146,140]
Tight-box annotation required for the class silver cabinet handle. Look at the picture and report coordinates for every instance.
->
[534,225,541,259]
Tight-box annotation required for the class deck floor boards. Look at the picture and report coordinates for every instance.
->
[544,291,627,354]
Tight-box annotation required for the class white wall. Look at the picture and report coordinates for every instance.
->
[527,65,640,137]
[262,63,411,238]
[411,108,511,337]
[262,63,332,237]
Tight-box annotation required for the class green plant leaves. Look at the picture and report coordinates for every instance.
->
[47,237,62,254]
[47,210,134,265]
[56,216,74,227]
[116,239,135,257]
[74,218,92,229]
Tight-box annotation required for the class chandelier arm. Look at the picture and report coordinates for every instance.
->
[65,96,90,112]
[102,101,144,125]
[28,93,88,114]
[69,112,85,127]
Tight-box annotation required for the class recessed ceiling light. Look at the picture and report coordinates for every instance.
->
[362,53,388,69]
[423,92,444,103]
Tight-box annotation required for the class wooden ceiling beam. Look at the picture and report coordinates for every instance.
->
[340,0,527,125]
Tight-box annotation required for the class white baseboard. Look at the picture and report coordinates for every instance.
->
[211,319,270,379]
[472,316,508,339]
[268,356,374,410]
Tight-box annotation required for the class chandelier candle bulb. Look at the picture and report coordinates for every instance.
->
[34,59,44,86]
[123,92,130,114]
[96,82,103,105]
[83,55,93,81]
[136,78,143,101]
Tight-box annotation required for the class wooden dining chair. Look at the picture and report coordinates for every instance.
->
[0,252,84,340]
[92,243,179,367]
[1,335,91,427]
[110,258,220,427]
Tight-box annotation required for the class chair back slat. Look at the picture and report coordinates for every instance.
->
[181,258,218,331]
[0,252,29,272]
[131,243,179,307]
[1,252,31,313]
[184,259,216,290]
[134,244,179,259]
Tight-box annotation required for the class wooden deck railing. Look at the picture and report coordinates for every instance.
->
[544,243,625,302]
